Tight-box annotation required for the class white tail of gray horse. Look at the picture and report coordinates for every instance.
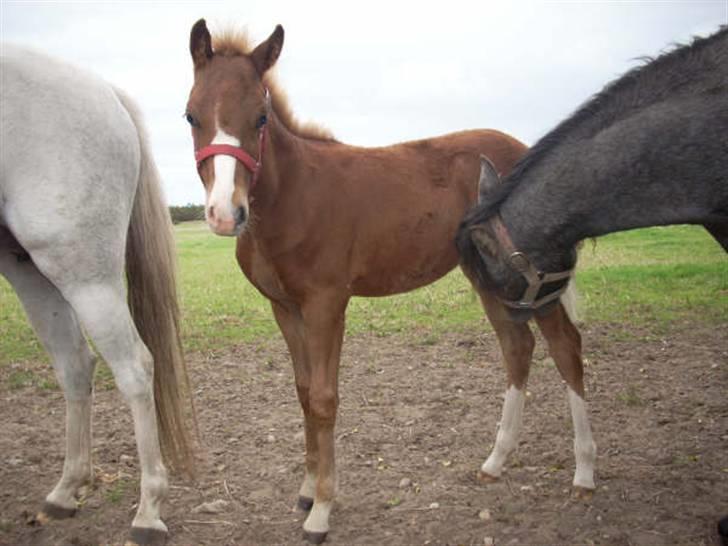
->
[114,88,197,475]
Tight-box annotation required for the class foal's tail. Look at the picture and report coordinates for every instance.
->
[114,88,197,476]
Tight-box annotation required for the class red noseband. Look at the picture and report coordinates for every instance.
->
[194,90,270,191]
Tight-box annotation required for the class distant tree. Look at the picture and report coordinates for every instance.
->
[169,204,204,224]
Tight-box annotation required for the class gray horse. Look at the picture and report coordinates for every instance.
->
[457,26,727,543]
[0,45,194,545]
[458,26,727,317]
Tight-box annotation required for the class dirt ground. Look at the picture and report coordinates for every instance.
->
[1,321,726,546]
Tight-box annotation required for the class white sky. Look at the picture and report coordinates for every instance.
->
[1,0,726,205]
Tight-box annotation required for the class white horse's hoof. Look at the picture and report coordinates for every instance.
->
[126,526,168,546]
[38,501,77,521]
[303,530,328,544]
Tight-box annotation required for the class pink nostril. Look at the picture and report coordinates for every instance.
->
[207,205,216,221]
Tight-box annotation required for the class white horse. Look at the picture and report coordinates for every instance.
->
[0,45,194,545]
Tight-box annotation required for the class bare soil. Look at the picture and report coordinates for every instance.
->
[1,322,726,546]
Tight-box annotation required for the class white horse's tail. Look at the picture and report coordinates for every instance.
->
[114,88,197,475]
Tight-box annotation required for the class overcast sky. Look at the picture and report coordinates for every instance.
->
[2,1,726,205]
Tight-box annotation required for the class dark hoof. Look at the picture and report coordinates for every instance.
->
[303,530,328,544]
[297,495,314,511]
[126,526,168,546]
[38,501,77,522]
[718,515,728,546]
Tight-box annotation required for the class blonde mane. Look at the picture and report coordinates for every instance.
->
[213,30,335,142]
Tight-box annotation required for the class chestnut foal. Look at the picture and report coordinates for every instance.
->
[186,20,595,542]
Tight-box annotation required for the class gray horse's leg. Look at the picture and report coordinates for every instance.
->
[0,248,96,518]
[19,235,170,541]
[704,221,728,252]
[60,280,169,539]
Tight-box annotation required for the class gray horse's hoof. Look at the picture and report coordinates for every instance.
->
[125,526,168,546]
[303,530,328,544]
[38,501,77,522]
[297,495,314,511]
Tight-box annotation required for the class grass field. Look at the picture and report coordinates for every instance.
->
[1,222,726,366]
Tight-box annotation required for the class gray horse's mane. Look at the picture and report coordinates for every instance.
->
[465,25,728,227]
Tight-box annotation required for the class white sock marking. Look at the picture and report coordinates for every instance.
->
[482,385,525,477]
[568,387,596,490]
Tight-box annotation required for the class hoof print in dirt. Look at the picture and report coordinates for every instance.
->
[297,496,314,512]
[126,526,168,546]
[571,486,595,501]
[303,530,328,544]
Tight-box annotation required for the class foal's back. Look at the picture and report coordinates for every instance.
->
[239,128,526,298]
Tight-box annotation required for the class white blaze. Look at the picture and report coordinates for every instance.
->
[205,126,242,231]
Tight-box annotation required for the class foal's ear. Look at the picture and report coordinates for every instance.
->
[478,155,502,203]
[190,18,213,68]
[251,25,285,76]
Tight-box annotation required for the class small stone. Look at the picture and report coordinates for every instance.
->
[120,454,133,465]
[294,431,305,441]
[484,537,495,546]
[519,485,534,493]
[429,502,440,509]
[266,434,276,443]
[399,478,412,489]
[478,509,492,521]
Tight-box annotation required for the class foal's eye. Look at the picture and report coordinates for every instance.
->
[184,112,200,128]
[255,114,267,129]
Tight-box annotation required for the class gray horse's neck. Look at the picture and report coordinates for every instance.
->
[499,29,728,268]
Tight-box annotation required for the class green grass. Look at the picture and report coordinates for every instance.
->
[1,223,725,368]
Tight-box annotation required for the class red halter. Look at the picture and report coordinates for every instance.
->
[194,90,269,191]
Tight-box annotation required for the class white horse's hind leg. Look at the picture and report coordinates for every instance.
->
[64,283,169,538]
[0,252,96,518]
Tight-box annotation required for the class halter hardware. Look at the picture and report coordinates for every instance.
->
[476,216,574,311]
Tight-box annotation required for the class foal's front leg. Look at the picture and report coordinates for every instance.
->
[271,302,317,510]
[299,296,347,543]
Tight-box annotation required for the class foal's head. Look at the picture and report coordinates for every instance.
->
[186,19,284,236]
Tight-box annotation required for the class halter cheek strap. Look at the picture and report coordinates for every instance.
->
[485,215,574,311]
[194,88,270,191]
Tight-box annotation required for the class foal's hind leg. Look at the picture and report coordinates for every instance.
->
[534,303,596,497]
[477,293,535,481]
[0,252,96,519]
